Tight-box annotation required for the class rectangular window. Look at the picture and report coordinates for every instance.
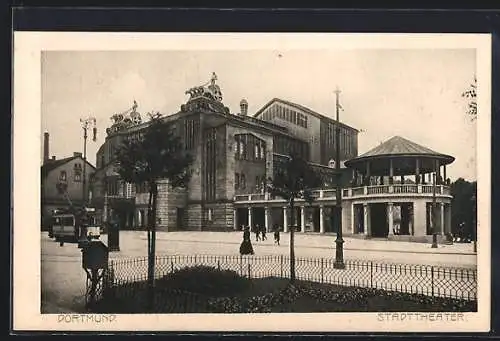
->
[235,135,240,159]
[241,174,246,190]
[235,173,240,190]
[207,208,213,222]
[74,173,81,182]
[59,171,67,181]
[241,137,246,159]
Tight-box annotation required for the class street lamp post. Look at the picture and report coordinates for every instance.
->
[80,116,97,206]
[78,116,97,245]
[431,172,438,248]
[333,87,345,269]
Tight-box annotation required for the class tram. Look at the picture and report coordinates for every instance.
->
[51,207,101,243]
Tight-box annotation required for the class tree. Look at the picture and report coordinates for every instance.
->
[450,178,477,241]
[462,76,477,121]
[266,153,322,281]
[114,112,193,308]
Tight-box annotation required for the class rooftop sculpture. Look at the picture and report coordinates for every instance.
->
[106,100,143,135]
[185,72,223,102]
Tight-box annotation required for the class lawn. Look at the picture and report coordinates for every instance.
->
[95,266,477,313]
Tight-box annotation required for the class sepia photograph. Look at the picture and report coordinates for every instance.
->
[13,32,491,332]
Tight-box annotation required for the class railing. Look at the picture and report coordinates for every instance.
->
[367,185,389,195]
[234,185,451,202]
[393,184,418,194]
[105,254,477,303]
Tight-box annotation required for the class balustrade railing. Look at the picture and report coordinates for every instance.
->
[233,184,451,202]
[367,185,389,195]
[393,184,418,194]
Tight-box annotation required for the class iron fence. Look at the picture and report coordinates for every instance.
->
[105,254,477,302]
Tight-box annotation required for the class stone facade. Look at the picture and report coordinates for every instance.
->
[91,77,359,233]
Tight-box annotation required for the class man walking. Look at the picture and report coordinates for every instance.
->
[261,224,267,241]
[254,224,260,242]
[273,224,280,246]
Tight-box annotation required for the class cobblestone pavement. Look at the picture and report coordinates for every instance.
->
[41,231,477,313]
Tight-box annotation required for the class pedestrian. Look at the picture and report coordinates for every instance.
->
[254,224,260,242]
[274,224,280,245]
[239,225,254,255]
[261,224,267,241]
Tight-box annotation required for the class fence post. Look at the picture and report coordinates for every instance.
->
[370,261,374,288]
[217,260,220,271]
[431,266,434,297]
[247,263,251,279]
[321,258,324,283]
[240,255,243,276]
[171,261,174,274]
[280,255,283,278]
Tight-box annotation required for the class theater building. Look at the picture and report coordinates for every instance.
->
[89,74,454,242]
[89,74,358,232]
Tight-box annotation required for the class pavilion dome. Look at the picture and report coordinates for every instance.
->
[345,136,455,176]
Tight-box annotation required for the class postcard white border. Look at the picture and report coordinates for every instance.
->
[12,32,491,332]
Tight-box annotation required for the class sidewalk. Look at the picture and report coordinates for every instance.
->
[143,231,476,256]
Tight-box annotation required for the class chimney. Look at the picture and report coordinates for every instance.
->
[73,152,83,158]
[43,132,49,164]
[239,99,248,116]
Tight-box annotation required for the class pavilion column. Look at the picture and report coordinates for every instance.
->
[443,165,447,183]
[248,207,253,230]
[387,202,394,237]
[435,160,441,184]
[415,159,420,184]
[440,202,445,235]
[319,205,325,233]
[363,204,371,236]
[300,206,306,233]
[264,206,270,232]
[400,175,404,184]
[283,206,288,232]
[366,161,371,186]
[445,204,452,235]
[389,159,394,184]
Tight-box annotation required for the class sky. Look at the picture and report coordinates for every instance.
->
[41,49,477,181]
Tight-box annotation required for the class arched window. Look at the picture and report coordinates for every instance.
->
[59,171,67,181]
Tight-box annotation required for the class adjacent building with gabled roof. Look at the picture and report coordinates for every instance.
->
[41,132,96,229]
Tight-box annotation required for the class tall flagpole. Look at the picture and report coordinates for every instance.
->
[80,116,97,207]
[334,86,345,269]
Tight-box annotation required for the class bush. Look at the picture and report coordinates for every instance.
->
[206,281,477,313]
[156,265,250,297]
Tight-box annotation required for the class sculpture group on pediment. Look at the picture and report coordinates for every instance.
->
[185,72,223,103]
[107,100,144,135]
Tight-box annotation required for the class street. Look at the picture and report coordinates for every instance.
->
[41,231,477,313]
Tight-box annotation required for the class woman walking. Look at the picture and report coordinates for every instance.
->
[239,225,254,255]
